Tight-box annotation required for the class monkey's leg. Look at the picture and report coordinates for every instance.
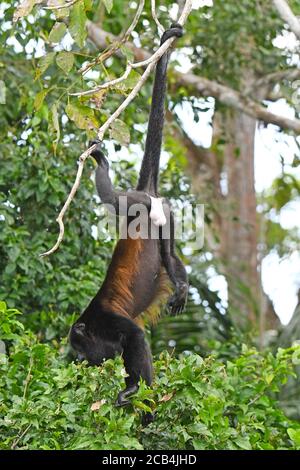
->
[115,319,153,407]
[160,212,188,315]
[91,143,152,215]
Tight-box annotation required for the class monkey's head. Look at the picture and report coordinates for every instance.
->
[69,317,123,366]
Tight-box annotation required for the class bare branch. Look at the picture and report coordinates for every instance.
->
[178,72,300,133]
[151,0,164,34]
[86,23,300,134]
[71,36,179,97]
[40,144,97,257]
[97,64,154,140]
[11,425,32,450]
[79,0,145,76]
[72,1,191,97]
[86,21,151,62]
[273,0,300,39]
[253,68,300,90]
[40,0,193,257]
[43,0,79,10]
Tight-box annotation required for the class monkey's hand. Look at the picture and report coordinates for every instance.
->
[167,281,188,316]
[115,384,139,407]
[89,140,109,167]
[160,23,183,45]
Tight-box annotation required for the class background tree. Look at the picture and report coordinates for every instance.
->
[0,0,299,355]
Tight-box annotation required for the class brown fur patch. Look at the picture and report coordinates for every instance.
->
[101,237,143,318]
[135,268,172,329]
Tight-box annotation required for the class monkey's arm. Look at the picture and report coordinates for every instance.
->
[160,211,188,315]
[91,143,152,215]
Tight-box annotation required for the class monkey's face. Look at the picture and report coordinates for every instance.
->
[69,321,122,366]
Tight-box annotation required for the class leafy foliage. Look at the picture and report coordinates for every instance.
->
[1,0,300,448]
[1,301,300,450]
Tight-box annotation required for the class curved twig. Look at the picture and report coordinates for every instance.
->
[40,0,193,257]
[40,144,97,257]
[151,0,164,34]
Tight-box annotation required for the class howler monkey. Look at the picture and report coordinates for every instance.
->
[70,24,188,407]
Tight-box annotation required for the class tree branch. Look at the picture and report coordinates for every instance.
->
[71,31,182,97]
[86,23,300,134]
[43,0,79,10]
[151,0,164,34]
[40,0,193,257]
[79,0,145,76]
[252,68,300,91]
[40,144,98,257]
[273,0,300,39]
[177,72,300,133]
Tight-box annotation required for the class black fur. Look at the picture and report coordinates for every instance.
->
[137,24,183,194]
[70,24,187,414]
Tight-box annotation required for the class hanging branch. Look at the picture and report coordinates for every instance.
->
[40,144,98,257]
[40,0,193,257]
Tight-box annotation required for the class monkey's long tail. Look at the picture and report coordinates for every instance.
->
[136,24,183,196]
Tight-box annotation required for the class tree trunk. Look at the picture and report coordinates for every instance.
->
[220,109,260,328]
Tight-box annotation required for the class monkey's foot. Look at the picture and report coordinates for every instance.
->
[167,282,188,315]
[115,384,139,407]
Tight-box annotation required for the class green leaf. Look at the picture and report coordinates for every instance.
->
[34,89,48,110]
[49,22,67,43]
[65,102,98,131]
[192,439,206,450]
[37,52,56,78]
[132,400,152,413]
[69,0,87,48]
[84,0,93,10]
[0,80,6,104]
[56,52,74,74]
[265,373,274,384]
[114,70,141,93]
[103,0,113,14]
[287,428,300,446]
[235,436,252,450]
[120,45,134,63]
[109,119,130,146]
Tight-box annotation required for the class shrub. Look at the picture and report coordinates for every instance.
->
[0,301,300,450]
